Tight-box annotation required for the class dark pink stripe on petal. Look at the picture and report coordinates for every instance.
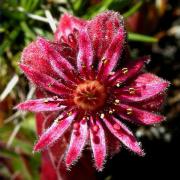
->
[90,119,106,171]
[65,119,88,168]
[116,104,165,125]
[136,93,166,111]
[37,37,76,83]
[98,27,125,80]
[15,98,66,112]
[117,73,170,102]
[87,11,124,60]
[34,113,76,151]
[77,29,94,78]
[20,64,71,96]
[103,116,144,155]
[109,56,150,85]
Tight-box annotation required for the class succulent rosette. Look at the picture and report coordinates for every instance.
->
[16,11,169,171]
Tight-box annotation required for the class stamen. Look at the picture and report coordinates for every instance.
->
[109,71,115,76]
[81,63,86,69]
[43,98,49,103]
[122,67,128,74]
[59,114,64,119]
[109,110,113,114]
[48,83,52,87]
[53,96,59,100]
[102,57,108,64]
[100,113,105,119]
[114,99,120,105]
[82,116,89,124]
[109,109,115,114]
[67,111,72,116]
[116,82,122,88]
[54,118,59,123]
[129,87,136,94]
[126,108,133,115]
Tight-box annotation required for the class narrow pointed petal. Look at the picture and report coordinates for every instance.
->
[65,120,88,168]
[20,64,71,96]
[104,116,144,155]
[90,119,106,171]
[15,98,66,112]
[87,11,125,60]
[109,56,150,85]
[21,40,57,77]
[98,27,125,79]
[137,93,166,111]
[55,13,86,42]
[36,37,76,83]
[117,73,170,102]
[34,113,76,151]
[77,29,94,77]
[116,104,165,125]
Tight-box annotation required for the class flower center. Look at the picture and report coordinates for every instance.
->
[74,80,107,111]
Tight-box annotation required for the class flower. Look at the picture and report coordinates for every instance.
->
[16,11,169,171]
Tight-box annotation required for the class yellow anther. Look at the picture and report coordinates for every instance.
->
[83,116,90,121]
[43,99,49,103]
[109,71,115,76]
[129,88,136,94]
[126,108,133,115]
[102,57,108,64]
[81,63,86,68]
[109,110,113,114]
[53,96,58,100]
[67,111,72,116]
[116,82,121,88]
[100,113,105,119]
[114,99,120,105]
[54,118,59,123]
[122,67,128,74]
[48,83,52,87]
[109,109,115,114]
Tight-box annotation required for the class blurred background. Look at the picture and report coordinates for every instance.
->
[0,0,180,179]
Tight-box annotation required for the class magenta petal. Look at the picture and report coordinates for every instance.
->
[118,73,169,102]
[98,27,125,79]
[55,13,86,42]
[36,37,76,83]
[104,116,144,155]
[90,119,106,171]
[65,120,88,168]
[138,93,166,111]
[109,56,150,85]
[77,29,94,77]
[87,11,124,60]
[15,98,66,112]
[34,113,76,151]
[20,64,71,96]
[116,104,165,125]
[21,40,57,77]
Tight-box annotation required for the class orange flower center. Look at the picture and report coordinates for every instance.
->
[74,80,107,111]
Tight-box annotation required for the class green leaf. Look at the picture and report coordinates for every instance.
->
[128,32,158,43]
[123,1,144,18]
[20,21,36,40]
[83,0,113,19]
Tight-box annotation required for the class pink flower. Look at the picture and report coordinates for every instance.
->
[16,11,169,171]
